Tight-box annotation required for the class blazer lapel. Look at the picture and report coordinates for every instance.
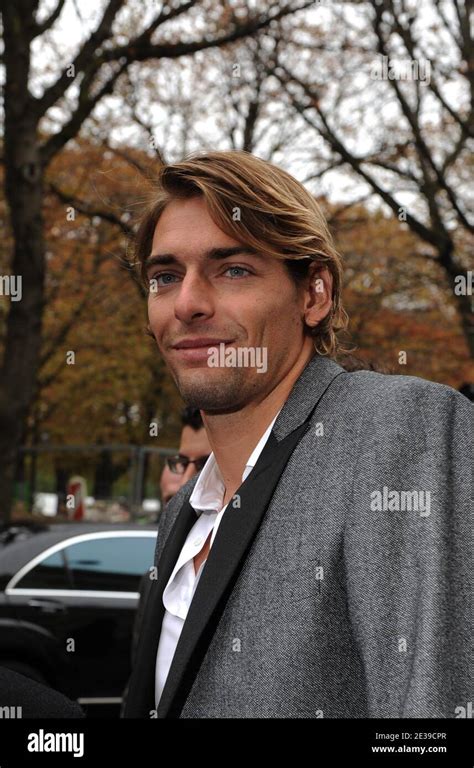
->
[158,422,310,718]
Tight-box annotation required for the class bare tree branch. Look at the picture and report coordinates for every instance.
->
[99,137,160,181]
[372,3,473,232]
[272,63,442,248]
[100,1,316,64]
[31,0,66,38]
[48,180,135,237]
[40,60,129,164]
[34,0,125,119]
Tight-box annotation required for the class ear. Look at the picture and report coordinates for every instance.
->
[302,263,333,328]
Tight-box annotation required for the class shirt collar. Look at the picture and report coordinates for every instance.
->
[188,408,282,516]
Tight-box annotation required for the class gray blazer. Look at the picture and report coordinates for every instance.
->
[124,354,472,718]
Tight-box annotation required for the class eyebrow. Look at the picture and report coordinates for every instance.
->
[144,246,261,272]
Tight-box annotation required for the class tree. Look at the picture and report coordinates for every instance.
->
[332,204,473,387]
[267,0,473,354]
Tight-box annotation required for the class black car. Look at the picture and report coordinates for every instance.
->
[0,522,157,717]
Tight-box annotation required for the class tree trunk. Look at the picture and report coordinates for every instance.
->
[438,245,474,359]
[0,4,46,522]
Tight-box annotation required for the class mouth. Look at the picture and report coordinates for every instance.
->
[170,338,234,363]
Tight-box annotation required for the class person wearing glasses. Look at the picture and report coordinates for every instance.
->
[159,406,211,505]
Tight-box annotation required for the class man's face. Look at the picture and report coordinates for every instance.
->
[160,425,211,503]
[147,196,315,413]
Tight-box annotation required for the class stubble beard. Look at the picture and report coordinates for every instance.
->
[171,365,251,413]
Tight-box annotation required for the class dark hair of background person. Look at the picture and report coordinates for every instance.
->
[458,382,474,402]
[181,406,204,431]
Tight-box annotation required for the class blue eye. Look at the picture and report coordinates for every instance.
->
[225,266,250,277]
[149,273,177,289]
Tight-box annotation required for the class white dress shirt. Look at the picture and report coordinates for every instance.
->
[154,410,281,708]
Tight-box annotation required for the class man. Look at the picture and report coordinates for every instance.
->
[124,150,472,719]
[131,406,211,669]
[159,406,211,505]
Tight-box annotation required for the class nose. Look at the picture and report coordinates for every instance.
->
[174,271,215,324]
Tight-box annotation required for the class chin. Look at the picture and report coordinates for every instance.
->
[174,357,260,406]
[177,376,245,413]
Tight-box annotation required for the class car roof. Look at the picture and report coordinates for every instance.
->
[0,522,158,582]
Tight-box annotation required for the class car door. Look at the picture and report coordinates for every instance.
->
[4,546,75,686]
[7,530,157,714]
[61,531,157,710]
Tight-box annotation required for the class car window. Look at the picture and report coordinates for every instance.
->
[65,535,156,592]
[15,549,71,590]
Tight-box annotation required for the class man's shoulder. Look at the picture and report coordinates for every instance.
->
[335,368,469,412]
[328,369,471,453]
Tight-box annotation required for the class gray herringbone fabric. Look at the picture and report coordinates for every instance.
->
[153,355,473,718]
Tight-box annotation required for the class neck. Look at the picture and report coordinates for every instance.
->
[201,347,315,501]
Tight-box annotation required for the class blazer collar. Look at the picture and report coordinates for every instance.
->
[124,353,346,718]
[272,353,345,442]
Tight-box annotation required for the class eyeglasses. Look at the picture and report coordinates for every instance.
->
[166,454,210,474]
